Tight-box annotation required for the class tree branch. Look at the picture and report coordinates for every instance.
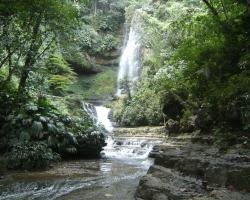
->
[0,50,15,69]
[202,0,219,17]
[35,37,56,61]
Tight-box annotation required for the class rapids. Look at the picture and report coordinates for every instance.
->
[0,105,161,200]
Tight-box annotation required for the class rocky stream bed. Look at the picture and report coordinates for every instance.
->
[134,133,250,200]
[1,126,250,200]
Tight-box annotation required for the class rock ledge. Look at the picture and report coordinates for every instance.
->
[135,136,250,200]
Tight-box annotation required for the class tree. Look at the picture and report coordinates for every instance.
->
[0,0,78,97]
[46,55,76,95]
[119,77,132,99]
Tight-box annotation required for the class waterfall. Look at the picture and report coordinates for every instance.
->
[2,102,163,200]
[95,106,113,132]
[116,10,143,96]
[82,102,161,161]
[82,102,113,133]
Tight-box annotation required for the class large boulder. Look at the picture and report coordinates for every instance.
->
[136,139,250,200]
[180,103,213,133]
[180,115,197,133]
[162,92,185,120]
[222,101,242,130]
[195,104,213,131]
[165,119,180,134]
[76,131,106,158]
[0,157,7,175]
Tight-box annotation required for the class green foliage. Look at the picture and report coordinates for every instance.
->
[118,77,132,98]
[95,34,119,53]
[113,0,250,143]
[112,86,163,126]
[60,0,126,74]
[0,0,126,171]
[0,89,106,169]
[69,68,117,100]
[46,55,76,95]
[6,142,60,170]
[0,0,78,95]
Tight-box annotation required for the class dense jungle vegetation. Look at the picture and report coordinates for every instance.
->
[0,0,127,170]
[113,0,250,146]
[0,0,250,171]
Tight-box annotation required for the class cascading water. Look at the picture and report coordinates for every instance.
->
[95,106,113,133]
[0,11,159,199]
[0,102,161,200]
[82,102,113,133]
[116,10,143,96]
[82,102,157,161]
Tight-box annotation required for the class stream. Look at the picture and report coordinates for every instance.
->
[0,12,153,200]
[0,106,161,200]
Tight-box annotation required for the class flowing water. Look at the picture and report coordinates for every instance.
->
[116,10,143,96]
[0,105,161,200]
[0,9,156,200]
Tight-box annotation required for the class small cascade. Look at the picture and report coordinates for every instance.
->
[102,137,161,162]
[82,102,97,122]
[95,106,113,132]
[1,102,162,200]
[82,101,161,163]
[82,102,113,133]
[116,10,143,96]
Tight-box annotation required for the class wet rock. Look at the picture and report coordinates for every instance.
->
[102,49,121,59]
[166,119,180,134]
[162,92,185,120]
[136,165,207,200]
[204,165,228,187]
[152,193,168,200]
[135,135,250,200]
[95,57,120,67]
[115,141,123,145]
[195,105,212,131]
[141,142,147,148]
[210,189,250,200]
[180,115,197,133]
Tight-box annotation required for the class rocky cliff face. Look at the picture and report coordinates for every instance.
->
[135,134,250,200]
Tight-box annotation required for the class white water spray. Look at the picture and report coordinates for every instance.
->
[82,102,113,133]
[95,106,113,132]
[116,10,143,96]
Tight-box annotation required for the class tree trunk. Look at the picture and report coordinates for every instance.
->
[247,0,250,16]
[94,0,97,16]
[18,16,42,96]
[0,53,14,69]
[202,0,232,34]
[6,47,12,81]
[17,16,42,96]
[0,17,11,69]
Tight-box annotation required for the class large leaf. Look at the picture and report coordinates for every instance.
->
[47,136,58,147]
[19,131,31,142]
[31,121,43,138]
[25,104,38,112]
[39,116,47,123]
[47,123,58,134]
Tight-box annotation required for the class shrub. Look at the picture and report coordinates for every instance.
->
[112,88,163,127]
[0,95,106,169]
[6,142,60,170]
